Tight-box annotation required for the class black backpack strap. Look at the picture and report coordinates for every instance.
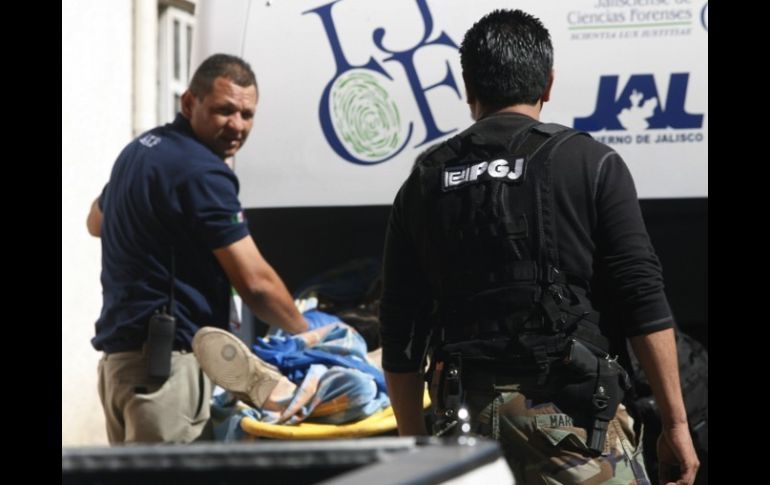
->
[526,124,590,278]
[505,124,602,341]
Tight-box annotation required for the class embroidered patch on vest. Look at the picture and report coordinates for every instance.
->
[442,156,526,191]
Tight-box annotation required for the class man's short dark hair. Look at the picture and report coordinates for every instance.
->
[188,54,257,99]
[459,9,553,109]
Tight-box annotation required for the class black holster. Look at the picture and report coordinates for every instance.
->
[561,339,631,455]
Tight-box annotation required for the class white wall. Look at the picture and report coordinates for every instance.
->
[62,0,133,446]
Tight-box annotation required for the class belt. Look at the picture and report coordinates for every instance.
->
[460,357,569,392]
[103,342,192,354]
[172,342,192,352]
[461,369,540,392]
[441,320,510,342]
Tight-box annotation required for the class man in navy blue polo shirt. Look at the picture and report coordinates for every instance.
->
[87,54,308,444]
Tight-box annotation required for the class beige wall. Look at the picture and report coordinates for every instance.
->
[62,0,133,446]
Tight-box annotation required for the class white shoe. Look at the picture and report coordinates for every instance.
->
[192,327,283,408]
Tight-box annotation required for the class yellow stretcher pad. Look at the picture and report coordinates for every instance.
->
[240,390,431,439]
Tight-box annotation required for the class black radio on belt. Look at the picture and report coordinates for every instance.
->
[146,310,176,379]
[145,249,177,380]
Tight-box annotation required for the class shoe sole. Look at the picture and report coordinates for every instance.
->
[192,327,282,408]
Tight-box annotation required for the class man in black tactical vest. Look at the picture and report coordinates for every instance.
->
[379,9,699,484]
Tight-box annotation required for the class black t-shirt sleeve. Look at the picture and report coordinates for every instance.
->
[380,171,431,373]
[594,153,674,336]
[177,167,250,250]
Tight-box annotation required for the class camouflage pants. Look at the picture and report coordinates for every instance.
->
[465,388,650,484]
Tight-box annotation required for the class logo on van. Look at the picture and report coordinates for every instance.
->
[304,0,461,165]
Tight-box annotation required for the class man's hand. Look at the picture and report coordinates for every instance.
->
[657,423,700,485]
[630,328,700,485]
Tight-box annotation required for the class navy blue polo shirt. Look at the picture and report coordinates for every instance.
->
[92,114,250,353]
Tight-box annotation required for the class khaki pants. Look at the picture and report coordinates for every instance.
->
[97,350,212,444]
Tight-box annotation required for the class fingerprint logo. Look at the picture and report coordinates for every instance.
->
[330,70,403,162]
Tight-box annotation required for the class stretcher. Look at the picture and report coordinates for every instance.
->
[239,389,431,439]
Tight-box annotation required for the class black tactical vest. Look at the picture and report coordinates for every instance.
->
[417,121,609,361]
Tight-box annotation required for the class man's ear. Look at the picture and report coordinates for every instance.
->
[542,70,554,103]
[181,90,194,118]
[462,72,476,105]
